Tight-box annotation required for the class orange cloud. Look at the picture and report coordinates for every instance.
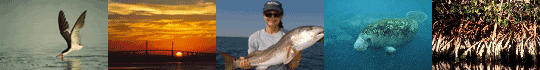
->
[108,1,215,41]
[153,19,184,23]
[108,19,216,40]
[136,35,175,41]
[108,2,215,15]
[119,20,215,31]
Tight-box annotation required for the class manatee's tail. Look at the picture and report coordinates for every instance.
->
[219,52,239,70]
[406,11,427,23]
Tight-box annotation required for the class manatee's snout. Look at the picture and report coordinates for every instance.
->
[353,36,368,51]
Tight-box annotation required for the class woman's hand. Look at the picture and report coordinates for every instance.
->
[238,57,251,69]
[287,51,302,69]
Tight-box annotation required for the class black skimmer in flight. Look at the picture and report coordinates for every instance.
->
[56,10,86,60]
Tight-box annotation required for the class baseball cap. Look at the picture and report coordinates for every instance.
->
[263,0,283,13]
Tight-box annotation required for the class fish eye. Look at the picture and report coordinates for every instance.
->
[366,38,371,43]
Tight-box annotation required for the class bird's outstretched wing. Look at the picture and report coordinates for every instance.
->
[70,10,86,46]
[58,10,71,44]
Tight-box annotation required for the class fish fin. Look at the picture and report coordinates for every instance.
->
[247,50,263,58]
[284,48,300,64]
[219,52,239,70]
[256,66,268,70]
[287,50,302,69]
[286,46,291,58]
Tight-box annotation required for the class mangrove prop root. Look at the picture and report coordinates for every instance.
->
[433,0,540,61]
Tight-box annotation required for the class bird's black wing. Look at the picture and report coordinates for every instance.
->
[70,10,86,46]
[59,10,72,53]
[58,10,72,45]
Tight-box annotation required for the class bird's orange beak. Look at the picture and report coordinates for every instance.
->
[57,54,64,59]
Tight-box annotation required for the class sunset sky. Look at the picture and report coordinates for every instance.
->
[108,0,216,53]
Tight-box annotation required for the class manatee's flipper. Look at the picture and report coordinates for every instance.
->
[219,52,239,70]
[385,46,396,55]
[406,11,427,23]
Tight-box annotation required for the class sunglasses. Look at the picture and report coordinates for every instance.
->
[264,13,282,17]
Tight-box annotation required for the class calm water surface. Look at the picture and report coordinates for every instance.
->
[0,43,108,70]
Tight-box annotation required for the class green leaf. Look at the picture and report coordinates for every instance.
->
[503,20,507,26]
[498,17,501,22]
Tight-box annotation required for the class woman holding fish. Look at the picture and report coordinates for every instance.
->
[241,0,302,70]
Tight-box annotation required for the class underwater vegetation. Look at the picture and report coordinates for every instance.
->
[433,0,539,62]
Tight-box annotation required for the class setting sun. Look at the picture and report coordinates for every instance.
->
[175,52,183,57]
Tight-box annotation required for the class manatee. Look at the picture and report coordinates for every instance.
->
[353,11,426,55]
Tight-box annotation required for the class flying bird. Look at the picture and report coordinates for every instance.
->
[56,10,87,59]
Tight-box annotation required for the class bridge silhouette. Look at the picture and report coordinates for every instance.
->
[111,40,207,58]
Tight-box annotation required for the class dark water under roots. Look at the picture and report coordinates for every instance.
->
[433,59,539,70]
[433,48,540,62]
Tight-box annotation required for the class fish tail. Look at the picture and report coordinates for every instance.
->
[219,52,238,70]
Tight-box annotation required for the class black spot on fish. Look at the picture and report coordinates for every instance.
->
[384,29,391,35]
[366,38,371,43]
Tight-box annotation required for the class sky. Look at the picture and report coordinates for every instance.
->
[107,0,216,53]
[0,0,108,46]
[216,0,324,37]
